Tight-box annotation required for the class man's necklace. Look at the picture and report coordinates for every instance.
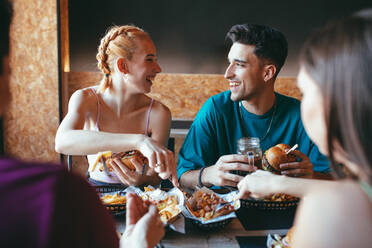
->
[238,101,277,141]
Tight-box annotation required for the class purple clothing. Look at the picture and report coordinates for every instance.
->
[0,157,119,248]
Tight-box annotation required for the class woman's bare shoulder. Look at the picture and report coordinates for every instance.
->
[293,180,372,248]
[150,99,171,119]
[71,86,97,100]
[69,87,98,110]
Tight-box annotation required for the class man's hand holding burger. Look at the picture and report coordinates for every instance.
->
[237,144,315,200]
[280,150,313,178]
[263,144,313,178]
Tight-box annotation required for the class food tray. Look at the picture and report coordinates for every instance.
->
[182,187,240,230]
[192,217,233,230]
[96,186,127,216]
[240,198,299,210]
[95,185,126,193]
[104,203,126,216]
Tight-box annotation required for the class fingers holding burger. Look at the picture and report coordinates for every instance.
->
[107,150,148,172]
[262,144,299,175]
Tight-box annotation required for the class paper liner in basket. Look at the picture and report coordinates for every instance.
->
[125,186,184,225]
[181,187,240,225]
[267,233,290,248]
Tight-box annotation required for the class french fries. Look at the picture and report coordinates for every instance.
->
[100,193,127,205]
[263,193,297,202]
[90,151,113,172]
[142,187,181,224]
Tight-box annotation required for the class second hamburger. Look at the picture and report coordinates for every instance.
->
[262,144,297,174]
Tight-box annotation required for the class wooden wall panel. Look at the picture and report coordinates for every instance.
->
[67,72,301,119]
[4,0,59,162]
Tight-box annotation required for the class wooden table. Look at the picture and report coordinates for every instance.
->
[115,206,295,248]
[160,218,289,248]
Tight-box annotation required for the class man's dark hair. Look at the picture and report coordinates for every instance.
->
[0,0,11,64]
[226,24,288,78]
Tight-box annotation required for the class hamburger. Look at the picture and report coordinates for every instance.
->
[92,150,148,172]
[106,150,148,171]
[262,144,297,174]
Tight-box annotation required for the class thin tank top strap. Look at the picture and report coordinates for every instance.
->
[90,88,101,131]
[359,180,372,203]
[145,98,154,136]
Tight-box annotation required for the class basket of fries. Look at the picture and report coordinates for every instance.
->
[241,193,299,210]
[182,187,240,230]
[125,186,184,225]
[99,190,127,216]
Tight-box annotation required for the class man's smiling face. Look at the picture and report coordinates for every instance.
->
[224,43,266,102]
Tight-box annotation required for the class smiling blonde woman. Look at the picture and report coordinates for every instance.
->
[55,25,177,187]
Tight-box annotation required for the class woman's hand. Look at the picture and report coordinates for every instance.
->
[121,193,165,248]
[237,170,281,199]
[137,135,178,186]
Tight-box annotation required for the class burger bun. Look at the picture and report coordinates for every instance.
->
[263,144,298,174]
[264,146,288,171]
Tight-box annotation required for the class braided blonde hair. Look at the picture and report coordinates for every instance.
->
[96,25,148,93]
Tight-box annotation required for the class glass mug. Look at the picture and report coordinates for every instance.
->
[233,137,263,177]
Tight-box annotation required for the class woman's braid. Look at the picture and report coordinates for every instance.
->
[96,26,144,92]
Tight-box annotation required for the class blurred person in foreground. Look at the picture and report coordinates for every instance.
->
[238,9,372,247]
[0,1,164,247]
[178,23,329,191]
[55,24,177,187]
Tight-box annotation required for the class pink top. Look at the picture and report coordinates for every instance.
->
[87,88,154,183]
[89,87,154,135]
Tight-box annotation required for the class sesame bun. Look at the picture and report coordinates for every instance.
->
[107,150,147,171]
[275,143,291,151]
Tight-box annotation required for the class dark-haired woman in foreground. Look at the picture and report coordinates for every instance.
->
[237,10,372,247]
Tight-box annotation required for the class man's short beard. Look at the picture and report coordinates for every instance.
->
[230,92,254,102]
[230,93,240,102]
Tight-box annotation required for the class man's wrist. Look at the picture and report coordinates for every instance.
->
[199,167,212,188]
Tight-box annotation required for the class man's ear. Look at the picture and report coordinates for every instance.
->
[263,64,277,82]
[116,57,129,74]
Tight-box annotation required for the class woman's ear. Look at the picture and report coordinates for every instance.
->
[116,58,129,74]
[263,64,277,82]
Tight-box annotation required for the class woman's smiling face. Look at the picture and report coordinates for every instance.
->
[125,37,162,94]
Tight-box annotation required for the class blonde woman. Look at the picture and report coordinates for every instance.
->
[55,25,177,187]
